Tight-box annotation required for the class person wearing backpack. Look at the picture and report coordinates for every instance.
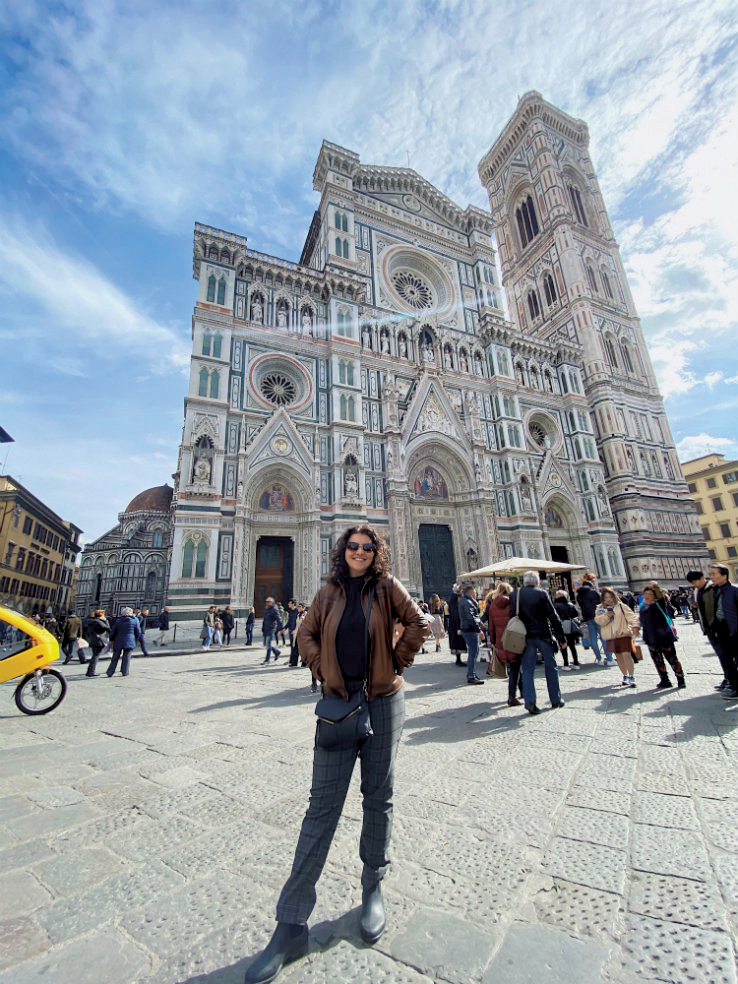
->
[510,571,567,715]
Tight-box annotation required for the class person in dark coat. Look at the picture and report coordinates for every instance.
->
[447,584,467,666]
[221,606,235,646]
[106,607,143,677]
[510,571,567,714]
[153,607,171,646]
[554,590,581,669]
[61,611,85,664]
[576,573,606,663]
[84,610,111,677]
[245,606,256,646]
[707,565,738,699]
[484,582,523,704]
[639,587,684,689]
[261,598,283,663]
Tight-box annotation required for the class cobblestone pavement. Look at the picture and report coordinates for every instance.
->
[1,621,737,984]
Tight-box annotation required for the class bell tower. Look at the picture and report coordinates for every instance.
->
[478,92,708,587]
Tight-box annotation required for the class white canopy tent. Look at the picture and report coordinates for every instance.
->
[459,556,586,579]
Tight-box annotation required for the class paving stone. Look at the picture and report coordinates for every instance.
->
[704,822,738,855]
[280,939,436,984]
[533,878,621,941]
[0,796,39,822]
[638,744,685,774]
[631,824,713,882]
[136,914,274,984]
[122,871,251,956]
[482,921,609,984]
[132,782,238,821]
[629,871,729,931]
[32,845,127,895]
[37,860,184,943]
[565,785,631,814]
[4,801,100,841]
[0,915,51,971]
[0,838,54,874]
[557,806,629,847]
[697,798,738,825]
[543,837,627,894]
[26,785,87,809]
[714,856,738,916]
[388,907,500,984]
[0,929,151,984]
[0,870,52,919]
[631,790,700,829]
[621,913,737,984]
[634,771,691,796]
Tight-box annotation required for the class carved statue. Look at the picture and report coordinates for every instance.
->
[423,340,435,362]
[344,471,358,496]
[252,297,263,323]
[194,457,211,483]
[399,337,408,358]
[276,307,287,328]
[302,310,313,334]
[444,349,453,369]
[380,332,390,354]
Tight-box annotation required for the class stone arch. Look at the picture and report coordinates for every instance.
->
[245,462,316,515]
[405,437,474,496]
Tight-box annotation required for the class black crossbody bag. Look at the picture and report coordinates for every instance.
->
[315,585,375,750]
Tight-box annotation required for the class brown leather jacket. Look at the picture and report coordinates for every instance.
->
[297,575,429,700]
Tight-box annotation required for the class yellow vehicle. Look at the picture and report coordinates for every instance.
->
[0,605,67,714]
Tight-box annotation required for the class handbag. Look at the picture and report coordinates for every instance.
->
[561,617,580,636]
[656,603,678,641]
[487,648,507,678]
[501,589,527,655]
[632,642,643,662]
[315,585,375,750]
[77,637,89,650]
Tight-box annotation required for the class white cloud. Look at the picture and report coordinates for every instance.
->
[0,214,190,372]
[676,433,736,462]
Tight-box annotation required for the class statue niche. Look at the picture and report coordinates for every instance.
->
[192,435,215,486]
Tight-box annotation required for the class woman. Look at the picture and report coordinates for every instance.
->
[84,610,110,678]
[245,606,255,646]
[221,606,235,646]
[640,586,685,689]
[244,526,428,984]
[554,590,581,669]
[213,611,223,645]
[447,584,467,666]
[428,593,445,652]
[106,607,143,677]
[484,582,523,704]
[595,587,640,687]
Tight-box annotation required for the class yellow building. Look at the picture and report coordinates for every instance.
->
[682,454,738,579]
[0,476,82,616]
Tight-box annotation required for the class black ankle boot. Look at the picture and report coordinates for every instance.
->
[360,884,386,944]
[244,923,308,984]
[656,675,672,689]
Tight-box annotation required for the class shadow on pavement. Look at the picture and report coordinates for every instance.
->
[180,911,368,984]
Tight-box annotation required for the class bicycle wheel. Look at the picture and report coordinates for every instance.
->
[14,669,67,715]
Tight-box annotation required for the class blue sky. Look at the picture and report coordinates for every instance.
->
[1,0,736,544]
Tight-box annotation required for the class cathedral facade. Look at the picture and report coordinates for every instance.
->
[167,92,707,619]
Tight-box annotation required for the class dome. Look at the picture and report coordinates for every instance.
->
[124,485,173,514]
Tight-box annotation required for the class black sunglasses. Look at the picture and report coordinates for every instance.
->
[346,541,376,553]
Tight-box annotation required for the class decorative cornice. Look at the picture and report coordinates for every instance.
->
[478,91,589,186]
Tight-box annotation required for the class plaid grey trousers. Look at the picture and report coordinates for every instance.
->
[276,686,405,925]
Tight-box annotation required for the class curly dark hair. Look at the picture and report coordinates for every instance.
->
[329,525,392,583]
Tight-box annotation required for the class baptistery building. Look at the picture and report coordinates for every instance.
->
[167,92,707,619]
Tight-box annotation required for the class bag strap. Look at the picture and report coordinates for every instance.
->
[655,602,672,625]
[363,584,376,693]
[515,586,521,616]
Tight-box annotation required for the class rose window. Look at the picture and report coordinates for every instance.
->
[529,422,547,448]
[525,412,563,453]
[260,372,298,406]
[391,271,433,310]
